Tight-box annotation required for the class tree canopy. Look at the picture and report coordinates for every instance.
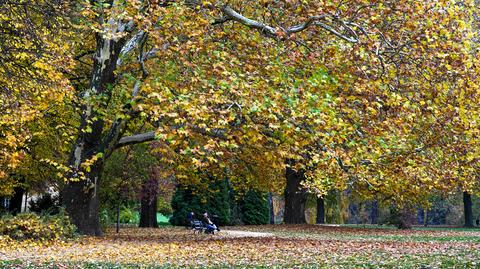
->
[0,0,478,234]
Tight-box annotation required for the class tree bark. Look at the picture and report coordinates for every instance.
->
[398,207,414,230]
[139,196,158,228]
[268,192,275,224]
[316,197,325,224]
[62,162,103,236]
[370,200,378,224]
[139,175,159,228]
[463,191,474,228]
[284,161,307,224]
[116,201,121,233]
[62,26,127,235]
[9,187,24,215]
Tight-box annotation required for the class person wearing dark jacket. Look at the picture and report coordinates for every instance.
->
[203,212,219,234]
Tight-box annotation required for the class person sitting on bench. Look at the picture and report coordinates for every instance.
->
[186,211,195,228]
[203,212,219,234]
[188,211,195,222]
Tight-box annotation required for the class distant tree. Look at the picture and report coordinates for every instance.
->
[316,197,325,224]
[463,192,475,228]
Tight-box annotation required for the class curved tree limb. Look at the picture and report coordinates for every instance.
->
[218,5,360,43]
[116,131,157,149]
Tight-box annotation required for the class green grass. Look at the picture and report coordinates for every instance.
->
[334,224,480,232]
[156,213,170,224]
[3,257,479,269]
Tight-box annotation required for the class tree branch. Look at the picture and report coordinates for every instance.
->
[220,5,277,38]
[286,15,326,34]
[218,5,359,43]
[115,131,157,149]
[114,122,228,150]
[117,31,146,66]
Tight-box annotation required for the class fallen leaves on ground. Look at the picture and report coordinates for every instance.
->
[1,225,479,268]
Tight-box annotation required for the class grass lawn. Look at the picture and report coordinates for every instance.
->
[1,225,479,268]
[156,213,170,225]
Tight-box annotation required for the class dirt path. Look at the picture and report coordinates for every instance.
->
[220,230,274,238]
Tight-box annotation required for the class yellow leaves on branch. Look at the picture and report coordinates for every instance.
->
[1,0,478,201]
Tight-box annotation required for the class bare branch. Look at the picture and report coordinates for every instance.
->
[115,123,228,150]
[212,15,231,25]
[116,131,157,149]
[313,21,358,43]
[286,15,326,34]
[218,5,359,43]
[220,5,278,37]
[117,31,146,66]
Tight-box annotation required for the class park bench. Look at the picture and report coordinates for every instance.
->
[190,220,205,234]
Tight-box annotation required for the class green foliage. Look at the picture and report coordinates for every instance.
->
[99,208,111,230]
[170,187,201,226]
[0,212,76,241]
[170,181,270,226]
[205,180,232,226]
[170,179,233,226]
[119,206,136,224]
[325,191,349,224]
[380,205,416,229]
[383,206,402,227]
[157,197,173,216]
[241,190,270,225]
[100,144,157,224]
[28,193,60,215]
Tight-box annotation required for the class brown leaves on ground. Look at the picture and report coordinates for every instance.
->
[1,225,479,268]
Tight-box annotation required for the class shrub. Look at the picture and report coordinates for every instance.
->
[29,193,61,215]
[157,197,173,216]
[241,190,270,225]
[170,179,233,226]
[205,180,232,226]
[119,206,135,224]
[99,208,112,230]
[0,211,76,240]
[170,187,204,226]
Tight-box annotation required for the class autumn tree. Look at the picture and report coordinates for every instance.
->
[301,1,479,227]
[0,1,75,197]
[2,0,478,235]
[54,0,379,235]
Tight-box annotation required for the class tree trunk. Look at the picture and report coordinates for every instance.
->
[423,207,428,227]
[9,187,24,215]
[139,175,159,228]
[316,197,325,224]
[463,192,474,228]
[139,197,158,228]
[398,207,414,229]
[24,191,28,212]
[62,30,127,235]
[284,162,307,224]
[268,192,275,224]
[116,201,121,233]
[370,200,378,224]
[62,162,103,236]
